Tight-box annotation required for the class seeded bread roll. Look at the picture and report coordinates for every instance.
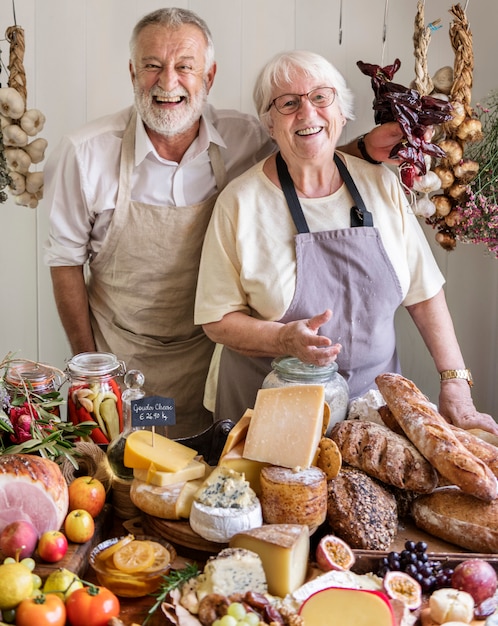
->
[260,465,327,528]
[329,420,438,493]
[326,466,398,550]
[376,373,498,502]
[411,487,498,553]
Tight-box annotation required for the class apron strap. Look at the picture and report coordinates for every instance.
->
[333,154,374,227]
[276,151,374,232]
[276,151,310,234]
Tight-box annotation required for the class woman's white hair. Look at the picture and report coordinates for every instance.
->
[253,50,355,131]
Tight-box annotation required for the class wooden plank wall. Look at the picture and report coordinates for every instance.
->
[1,0,497,418]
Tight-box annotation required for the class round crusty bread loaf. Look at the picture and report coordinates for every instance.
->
[329,419,438,493]
[260,465,327,528]
[411,487,498,553]
[326,465,398,550]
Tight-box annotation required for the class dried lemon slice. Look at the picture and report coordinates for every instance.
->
[141,540,171,573]
[96,534,135,564]
[113,540,155,573]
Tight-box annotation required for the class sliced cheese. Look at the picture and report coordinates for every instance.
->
[299,588,395,626]
[190,499,263,543]
[176,478,205,518]
[124,429,197,472]
[133,458,206,486]
[243,385,325,469]
[229,523,309,597]
[219,441,268,495]
[219,409,253,458]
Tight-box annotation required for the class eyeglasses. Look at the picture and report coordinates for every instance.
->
[269,87,336,115]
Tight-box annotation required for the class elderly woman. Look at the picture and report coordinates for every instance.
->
[195,50,498,436]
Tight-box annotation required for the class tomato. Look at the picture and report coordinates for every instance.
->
[16,593,66,626]
[65,585,120,626]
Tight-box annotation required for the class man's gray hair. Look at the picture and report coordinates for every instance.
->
[130,7,215,72]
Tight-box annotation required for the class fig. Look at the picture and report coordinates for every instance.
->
[451,559,497,606]
[315,535,355,572]
[474,595,498,620]
[382,571,422,610]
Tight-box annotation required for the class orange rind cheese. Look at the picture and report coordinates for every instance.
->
[298,587,396,626]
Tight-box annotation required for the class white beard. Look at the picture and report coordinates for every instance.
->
[134,83,208,137]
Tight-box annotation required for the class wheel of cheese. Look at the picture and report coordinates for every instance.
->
[260,465,327,528]
[189,499,263,543]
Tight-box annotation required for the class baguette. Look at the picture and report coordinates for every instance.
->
[375,373,498,501]
[411,487,498,553]
[329,420,438,493]
[380,403,498,478]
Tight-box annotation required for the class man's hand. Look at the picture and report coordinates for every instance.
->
[363,122,404,164]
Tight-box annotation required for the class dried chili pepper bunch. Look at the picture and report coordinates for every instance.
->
[357,58,453,189]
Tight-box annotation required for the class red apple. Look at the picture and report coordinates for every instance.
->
[64,509,95,544]
[37,530,68,563]
[68,476,106,518]
[0,520,39,559]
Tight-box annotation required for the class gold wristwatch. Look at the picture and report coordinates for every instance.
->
[439,368,473,387]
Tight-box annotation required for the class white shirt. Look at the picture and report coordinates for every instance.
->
[44,104,274,266]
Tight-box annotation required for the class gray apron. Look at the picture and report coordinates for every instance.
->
[215,152,403,423]
[87,109,227,438]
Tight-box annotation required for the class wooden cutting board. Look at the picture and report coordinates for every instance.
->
[31,504,113,581]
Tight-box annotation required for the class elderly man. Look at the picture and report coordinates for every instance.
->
[43,8,406,437]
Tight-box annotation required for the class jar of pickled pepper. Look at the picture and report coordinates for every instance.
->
[5,359,63,417]
[66,352,126,445]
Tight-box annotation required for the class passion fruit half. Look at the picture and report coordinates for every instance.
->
[382,571,422,610]
[315,535,355,572]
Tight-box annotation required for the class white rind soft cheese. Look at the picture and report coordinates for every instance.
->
[190,499,263,543]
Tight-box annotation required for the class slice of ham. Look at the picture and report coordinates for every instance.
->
[0,454,69,535]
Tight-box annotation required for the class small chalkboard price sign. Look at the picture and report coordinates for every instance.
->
[130,396,176,427]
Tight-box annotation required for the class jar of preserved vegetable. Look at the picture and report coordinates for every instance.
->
[66,352,126,445]
[262,356,349,435]
[5,359,63,417]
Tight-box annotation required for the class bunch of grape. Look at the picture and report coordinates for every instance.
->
[213,602,262,626]
[377,540,454,594]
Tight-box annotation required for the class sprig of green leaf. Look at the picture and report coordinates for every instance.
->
[143,563,199,626]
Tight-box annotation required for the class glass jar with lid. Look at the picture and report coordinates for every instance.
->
[262,356,349,435]
[66,352,126,445]
[106,369,146,481]
[5,359,64,417]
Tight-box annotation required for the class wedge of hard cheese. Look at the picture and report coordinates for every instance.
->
[229,523,309,597]
[299,587,395,626]
[243,385,324,469]
[133,458,206,486]
[124,430,197,472]
[219,441,269,495]
[219,409,253,458]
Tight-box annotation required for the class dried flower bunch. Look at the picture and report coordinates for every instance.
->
[0,353,96,467]
[426,90,498,256]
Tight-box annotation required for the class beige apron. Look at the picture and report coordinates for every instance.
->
[87,109,227,438]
